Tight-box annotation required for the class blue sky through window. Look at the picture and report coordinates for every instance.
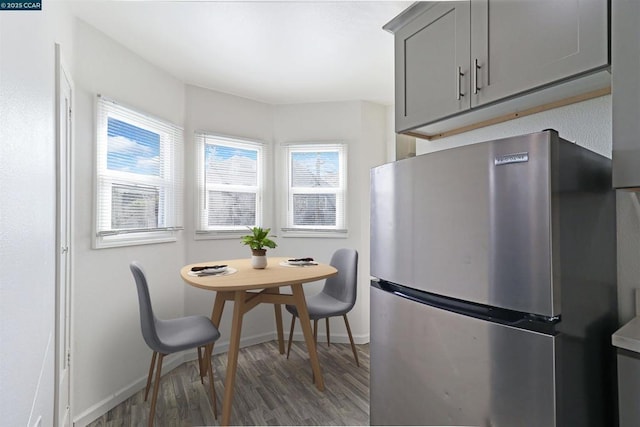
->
[292,151,339,188]
[292,152,338,172]
[206,143,258,186]
[107,117,160,176]
[205,143,257,162]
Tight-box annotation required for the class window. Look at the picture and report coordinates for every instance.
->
[95,96,183,248]
[282,143,347,236]
[195,133,265,236]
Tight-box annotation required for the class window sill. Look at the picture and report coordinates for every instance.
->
[280,230,349,239]
[93,230,178,249]
[194,230,246,241]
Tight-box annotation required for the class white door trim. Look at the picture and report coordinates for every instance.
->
[54,43,74,427]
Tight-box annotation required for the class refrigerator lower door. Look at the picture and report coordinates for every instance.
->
[370,284,559,426]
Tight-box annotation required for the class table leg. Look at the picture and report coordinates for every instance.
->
[221,290,246,426]
[291,283,324,391]
[266,287,285,354]
[201,292,227,380]
[210,292,226,327]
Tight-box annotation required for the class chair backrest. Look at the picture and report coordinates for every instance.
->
[130,262,163,352]
[322,248,358,308]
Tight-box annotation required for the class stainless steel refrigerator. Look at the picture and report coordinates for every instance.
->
[370,130,618,426]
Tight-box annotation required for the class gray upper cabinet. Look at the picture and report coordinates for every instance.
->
[387,0,609,135]
[393,2,470,132]
[470,0,608,107]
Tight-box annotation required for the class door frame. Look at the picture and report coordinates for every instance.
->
[54,43,74,427]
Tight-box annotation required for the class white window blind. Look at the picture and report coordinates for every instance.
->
[195,132,265,235]
[95,96,183,248]
[283,143,347,235]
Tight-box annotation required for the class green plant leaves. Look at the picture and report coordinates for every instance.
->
[241,226,277,250]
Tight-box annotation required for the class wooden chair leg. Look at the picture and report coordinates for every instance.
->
[148,353,165,427]
[144,351,157,401]
[326,317,330,347]
[205,344,218,419]
[197,346,205,384]
[343,314,360,367]
[312,319,318,384]
[286,315,296,359]
[313,319,318,346]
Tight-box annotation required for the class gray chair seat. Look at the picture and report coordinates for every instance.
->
[155,316,221,354]
[285,248,360,366]
[285,293,351,320]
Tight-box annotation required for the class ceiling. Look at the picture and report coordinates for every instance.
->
[69,1,412,106]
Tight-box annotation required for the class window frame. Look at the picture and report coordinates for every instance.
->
[195,132,266,239]
[94,96,184,249]
[280,142,348,238]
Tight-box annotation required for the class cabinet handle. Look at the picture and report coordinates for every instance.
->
[473,59,481,94]
[456,66,465,100]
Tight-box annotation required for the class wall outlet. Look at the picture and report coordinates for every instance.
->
[33,416,42,427]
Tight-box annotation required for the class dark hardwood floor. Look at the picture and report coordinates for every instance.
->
[87,340,370,426]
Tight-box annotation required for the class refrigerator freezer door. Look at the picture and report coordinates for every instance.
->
[370,284,558,426]
[370,130,557,317]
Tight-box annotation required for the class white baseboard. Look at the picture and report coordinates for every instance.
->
[289,331,369,345]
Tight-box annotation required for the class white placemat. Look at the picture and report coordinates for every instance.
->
[187,267,238,277]
[279,261,318,268]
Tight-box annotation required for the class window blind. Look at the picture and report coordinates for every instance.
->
[195,132,265,233]
[283,143,347,233]
[95,96,183,240]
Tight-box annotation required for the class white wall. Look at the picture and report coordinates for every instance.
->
[416,95,612,158]
[0,3,74,426]
[71,18,187,424]
[358,102,388,336]
[415,95,637,323]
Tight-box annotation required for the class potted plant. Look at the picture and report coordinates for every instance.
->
[241,226,277,269]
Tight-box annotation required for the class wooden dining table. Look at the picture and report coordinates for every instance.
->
[180,256,338,426]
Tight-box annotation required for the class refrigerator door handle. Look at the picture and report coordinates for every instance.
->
[372,280,559,335]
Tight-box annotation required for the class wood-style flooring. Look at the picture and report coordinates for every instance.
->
[87,340,370,426]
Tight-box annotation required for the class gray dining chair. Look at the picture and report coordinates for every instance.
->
[285,248,360,366]
[130,262,220,427]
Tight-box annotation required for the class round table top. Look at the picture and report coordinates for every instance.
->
[180,257,338,292]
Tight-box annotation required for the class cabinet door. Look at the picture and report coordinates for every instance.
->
[395,2,470,132]
[470,0,608,107]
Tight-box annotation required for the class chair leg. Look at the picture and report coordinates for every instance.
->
[197,346,205,384]
[313,319,318,346]
[312,319,318,384]
[144,351,157,402]
[343,314,360,367]
[148,353,165,427]
[326,317,330,347]
[286,315,296,359]
[205,344,218,419]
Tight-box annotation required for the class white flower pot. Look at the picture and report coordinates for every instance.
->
[251,250,267,269]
